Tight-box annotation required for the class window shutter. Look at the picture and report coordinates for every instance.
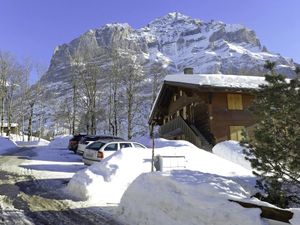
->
[227,94,243,110]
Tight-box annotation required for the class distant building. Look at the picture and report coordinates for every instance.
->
[1,123,19,135]
[149,69,266,150]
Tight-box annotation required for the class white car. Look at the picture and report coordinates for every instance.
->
[83,140,146,165]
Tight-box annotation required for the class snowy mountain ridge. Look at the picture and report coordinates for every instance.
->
[39,12,298,134]
[43,12,298,90]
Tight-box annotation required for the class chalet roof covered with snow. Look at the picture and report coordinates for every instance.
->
[164,73,267,90]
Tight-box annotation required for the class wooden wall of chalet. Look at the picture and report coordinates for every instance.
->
[210,92,255,142]
[155,85,256,145]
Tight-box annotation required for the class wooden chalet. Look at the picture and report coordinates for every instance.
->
[149,68,266,150]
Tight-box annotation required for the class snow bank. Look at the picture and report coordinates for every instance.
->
[66,148,151,204]
[291,209,300,225]
[212,140,252,170]
[67,139,254,204]
[135,136,197,148]
[7,134,50,147]
[118,172,263,225]
[0,136,17,154]
[16,139,50,146]
[48,135,72,149]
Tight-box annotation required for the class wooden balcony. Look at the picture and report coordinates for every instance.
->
[159,116,212,151]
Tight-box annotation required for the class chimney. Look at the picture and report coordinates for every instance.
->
[183,67,193,75]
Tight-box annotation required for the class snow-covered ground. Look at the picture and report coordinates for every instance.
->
[0,136,17,154]
[18,135,84,179]
[0,134,50,151]
[48,135,73,149]
[66,137,300,225]
[1,134,299,224]
[0,134,82,179]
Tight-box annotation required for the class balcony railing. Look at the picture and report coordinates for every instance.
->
[159,116,211,150]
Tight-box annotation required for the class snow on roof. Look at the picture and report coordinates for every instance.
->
[164,73,267,90]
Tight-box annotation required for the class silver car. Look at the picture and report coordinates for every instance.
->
[83,140,146,165]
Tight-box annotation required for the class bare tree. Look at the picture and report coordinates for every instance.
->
[69,51,84,135]
[108,49,124,136]
[74,46,107,135]
[150,62,167,108]
[26,63,46,141]
[5,63,23,136]
[19,59,32,141]
[0,51,26,136]
[121,53,144,139]
[0,51,11,135]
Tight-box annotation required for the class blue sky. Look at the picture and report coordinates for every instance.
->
[0,0,299,82]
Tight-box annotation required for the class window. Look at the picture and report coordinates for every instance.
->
[229,126,245,141]
[133,143,146,148]
[173,95,177,102]
[104,143,118,151]
[120,143,132,149]
[227,94,243,110]
[88,142,105,150]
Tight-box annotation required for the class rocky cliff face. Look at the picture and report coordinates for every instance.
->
[42,12,297,93]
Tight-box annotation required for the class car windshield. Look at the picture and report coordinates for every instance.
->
[87,142,106,150]
[133,143,146,148]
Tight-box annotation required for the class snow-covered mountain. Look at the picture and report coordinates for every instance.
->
[39,12,298,134]
[42,12,297,88]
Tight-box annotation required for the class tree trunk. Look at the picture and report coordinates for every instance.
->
[28,103,34,141]
[0,97,4,136]
[91,96,96,135]
[72,82,76,135]
[127,87,133,140]
[113,86,118,136]
[22,115,25,141]
[6,94,12,136]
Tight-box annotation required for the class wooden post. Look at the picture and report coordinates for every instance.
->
[150,122,155,172]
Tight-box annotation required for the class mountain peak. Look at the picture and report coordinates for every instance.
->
[165,12,190,20]
[146,12,201,28]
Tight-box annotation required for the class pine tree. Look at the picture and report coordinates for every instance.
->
[243,61,300,208]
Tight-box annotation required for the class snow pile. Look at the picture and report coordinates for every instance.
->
[16,139,50,147]
[135,136,197,148]
[212,141,252,170]
[7,134,50,147]
[67,148,151,204]
[0,136,17,154]
[291,209,300,225]
[118,172,263,225]
[67,139,253,204]
[48,135,72,149]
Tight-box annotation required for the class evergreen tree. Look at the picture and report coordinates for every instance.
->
[243,61,300,208]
